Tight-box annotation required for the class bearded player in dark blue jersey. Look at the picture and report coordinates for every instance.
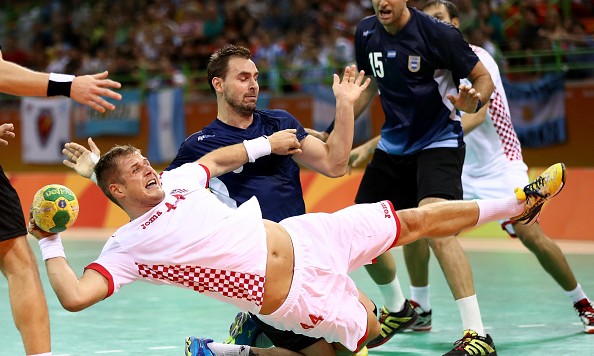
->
[169,45,372,355]
[309,1,497,355]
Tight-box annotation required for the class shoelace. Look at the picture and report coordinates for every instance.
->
[524,175,546,198]
[452,333,475,350]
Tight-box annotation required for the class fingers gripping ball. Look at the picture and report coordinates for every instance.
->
[32,184,79,233]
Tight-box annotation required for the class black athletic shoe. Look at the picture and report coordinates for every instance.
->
[367,300,418,349]
[443,330,497,356]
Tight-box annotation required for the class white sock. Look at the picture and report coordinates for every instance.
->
[378,277,407,312]
[207,342,251,356]
[456,295,485,337]
[28,353,51,356]
[474,197,523,227]
[410,285,431,311]
[565,283,588,303]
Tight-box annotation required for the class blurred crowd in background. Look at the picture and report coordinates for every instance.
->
[2,0,594,97]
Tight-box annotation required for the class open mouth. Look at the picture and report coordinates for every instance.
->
[146,178,158,189]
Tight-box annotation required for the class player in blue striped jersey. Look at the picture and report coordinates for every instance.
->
[309,1,496,354]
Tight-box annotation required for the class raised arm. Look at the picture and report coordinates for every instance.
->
[0,51,121,112]
[294,65,371,177]
[305,75,377,143]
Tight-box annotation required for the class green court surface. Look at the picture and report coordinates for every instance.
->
[0,236,593,355]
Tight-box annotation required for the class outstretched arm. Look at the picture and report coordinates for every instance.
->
[28,215,109,312]
[198,129,302,178]
[0,51,122,112]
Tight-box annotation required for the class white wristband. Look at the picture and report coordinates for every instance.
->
[89,152,99,184]
[38,234,65,261]
[90,152,99,164]
[243,136,271,163]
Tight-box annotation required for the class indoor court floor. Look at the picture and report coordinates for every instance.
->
[0,233,593,355]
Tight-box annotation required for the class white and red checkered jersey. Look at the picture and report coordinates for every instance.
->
[462,45,523,178]
[85,162,268,314]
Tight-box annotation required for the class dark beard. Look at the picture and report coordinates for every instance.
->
[225,93,256,117]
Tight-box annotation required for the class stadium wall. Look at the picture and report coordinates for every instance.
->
[8,167,594,241]
[1,81,594,171]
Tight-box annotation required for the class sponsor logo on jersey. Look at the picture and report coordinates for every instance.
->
[141,210,163,230]
[381,201,392,219]
[408,56,421,72]
[387,50,397,58]
[170,188,188,195]
[196,134,215,141]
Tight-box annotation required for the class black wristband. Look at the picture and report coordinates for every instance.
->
[47,73,75,97]
[475,99,483,113]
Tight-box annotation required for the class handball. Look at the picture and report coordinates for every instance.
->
[31,184,79,233]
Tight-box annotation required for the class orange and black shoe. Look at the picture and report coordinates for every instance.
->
[512,162,565,225]
[366,300,418,349]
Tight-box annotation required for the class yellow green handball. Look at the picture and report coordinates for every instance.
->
[32,184,80,233]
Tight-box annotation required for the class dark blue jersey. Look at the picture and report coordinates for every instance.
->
[355,7,478,155]
[166,109,308,222]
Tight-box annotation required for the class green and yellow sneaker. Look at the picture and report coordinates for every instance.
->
[512,162,565,225]
[367,300,418,349]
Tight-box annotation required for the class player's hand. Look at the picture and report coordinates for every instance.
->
[446,83,481,113]
[62,137,101,179]
[332,65,371,104]
[349,142,373,171]
[268,129,302,156]
[71,71,122,113]
[305,128,329,142]
[0,123,16,146]
[27,211,53,240]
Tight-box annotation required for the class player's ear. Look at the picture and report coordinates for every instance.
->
[452,17,460,28]
[110,183,125,199]
[212,77,223,93]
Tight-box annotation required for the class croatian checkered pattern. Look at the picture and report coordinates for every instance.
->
[488,91,523,162]
[136,263,265,306]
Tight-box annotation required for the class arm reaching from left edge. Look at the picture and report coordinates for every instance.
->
[0,51,122,113]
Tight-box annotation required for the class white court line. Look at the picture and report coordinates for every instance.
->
[148,346,178,350]
[94,351,124,354]
[517,324,547,328]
